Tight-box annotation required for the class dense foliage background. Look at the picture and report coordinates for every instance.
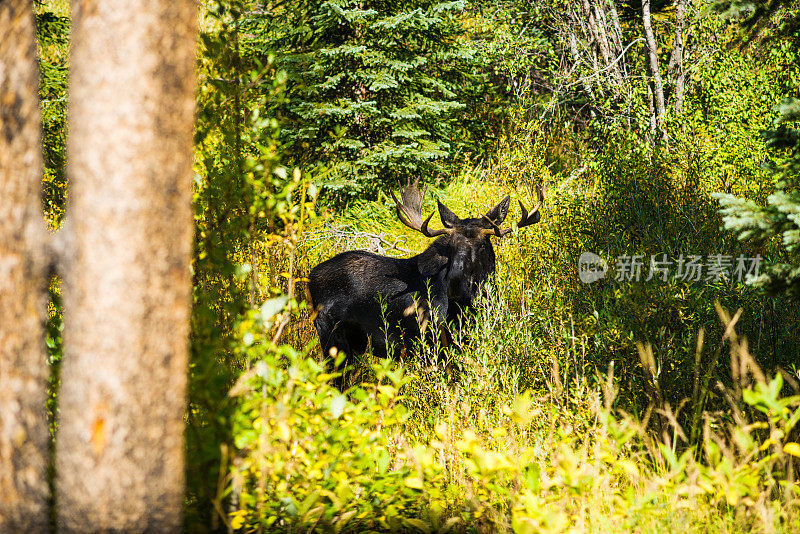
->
[35,0,800,531]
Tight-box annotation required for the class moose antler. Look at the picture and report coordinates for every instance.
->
[391,178,453,238]
[482,182,547,237]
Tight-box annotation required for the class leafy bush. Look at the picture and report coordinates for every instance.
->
[226,314,458,532]
[225,289,800,532]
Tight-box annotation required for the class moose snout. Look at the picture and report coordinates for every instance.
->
[447,275,473,300]
[447,278,459,298]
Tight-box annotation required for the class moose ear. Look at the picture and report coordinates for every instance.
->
[437,201,461,228]
[484,195,510,226]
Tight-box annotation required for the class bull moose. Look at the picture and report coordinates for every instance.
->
[308,179,545,379]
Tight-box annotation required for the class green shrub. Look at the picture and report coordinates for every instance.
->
[227,310,459,532]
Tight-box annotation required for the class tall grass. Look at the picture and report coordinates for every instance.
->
[227,279,800,531]
[226,113,800,532]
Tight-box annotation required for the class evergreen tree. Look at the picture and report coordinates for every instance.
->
[267,0,472,198]
[714,3,800,299]
[716,97,800,298]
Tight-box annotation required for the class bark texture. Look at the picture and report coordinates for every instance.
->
[580,0,623,86]
[669,0,687,115]
[642,0,667,144]
[0,2,51,531]
[56,0,197,530]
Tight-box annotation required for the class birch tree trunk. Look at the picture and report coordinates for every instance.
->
[642,0,667,145]
[56,0,197,530]
[0,2,51,530]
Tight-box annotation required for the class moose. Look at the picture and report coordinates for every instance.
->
[308,179,546,378]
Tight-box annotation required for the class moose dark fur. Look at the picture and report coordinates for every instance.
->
[308,179,545,375]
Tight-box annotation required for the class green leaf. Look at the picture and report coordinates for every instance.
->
[298,490,321,517]
[404,476,424,489]
[261,295,289,321]
[784,442,800,457]
[523,464,540,492]
[330,394,347,418]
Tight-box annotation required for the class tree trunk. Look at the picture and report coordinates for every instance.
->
[605,0,625,62]
[669,0,687,115]
[570,6,600,83]
[585,0,624,87]
[642,0,667,146]
[567,18,597,106]
[580,0,618,84]
[0,2,51,530]
[56,0,197,530]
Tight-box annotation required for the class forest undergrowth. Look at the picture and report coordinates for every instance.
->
[221,125,800,532]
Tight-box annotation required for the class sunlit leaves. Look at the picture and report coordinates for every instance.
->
[228,337,432,531]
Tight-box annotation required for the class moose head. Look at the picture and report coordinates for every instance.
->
[308,179,546,385]
[390,179,545,308]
